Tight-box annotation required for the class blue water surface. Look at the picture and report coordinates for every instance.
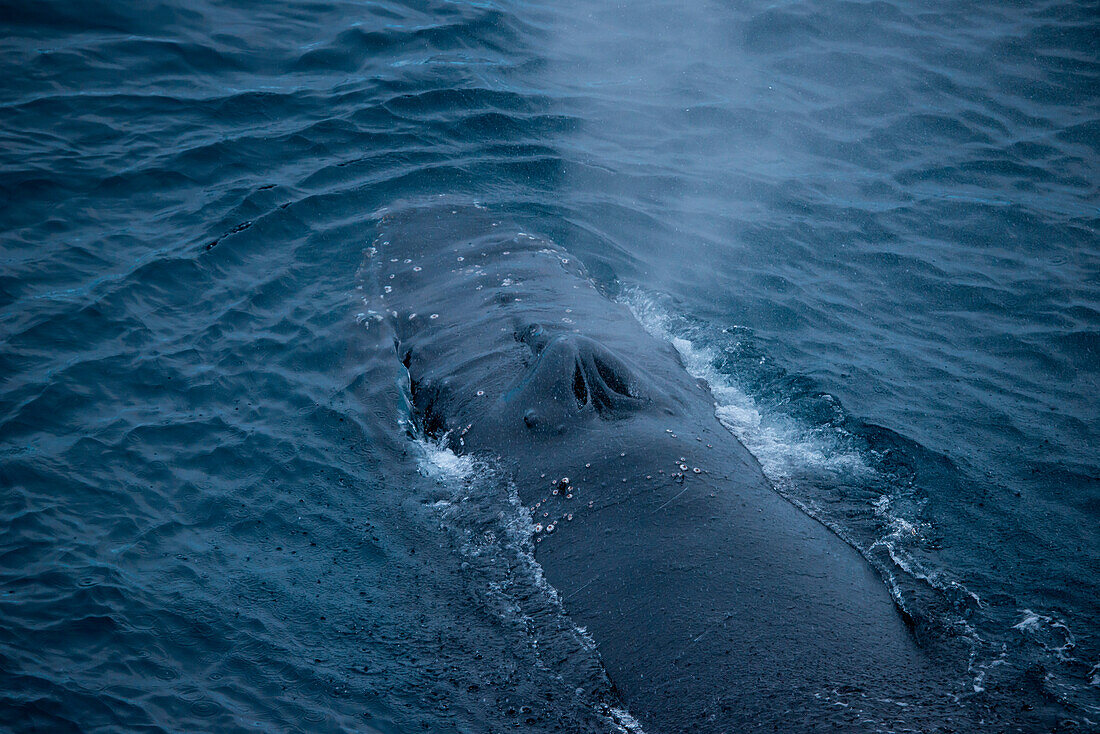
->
[1,0,1097,731]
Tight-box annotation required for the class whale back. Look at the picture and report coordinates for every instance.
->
[362,203,979,732]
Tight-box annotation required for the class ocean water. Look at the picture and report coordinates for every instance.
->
[1,0,1097,731]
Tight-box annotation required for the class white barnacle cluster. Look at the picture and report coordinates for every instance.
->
[531,476,579,544]
[669,455,706,483]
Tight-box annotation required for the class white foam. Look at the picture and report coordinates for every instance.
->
[623,291,870,485]
[1013,609,1048,634]
[1012,609,1078,661]
[415,435,477,481]
[605,706,648,733]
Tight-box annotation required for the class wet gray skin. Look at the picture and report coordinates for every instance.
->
[367,204,984,732]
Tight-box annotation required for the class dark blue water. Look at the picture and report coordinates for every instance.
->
[1,0,1097,731]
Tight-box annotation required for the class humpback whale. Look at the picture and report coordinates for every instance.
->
[365,203,973,732]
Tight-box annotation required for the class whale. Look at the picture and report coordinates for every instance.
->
[363,202,977,731]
